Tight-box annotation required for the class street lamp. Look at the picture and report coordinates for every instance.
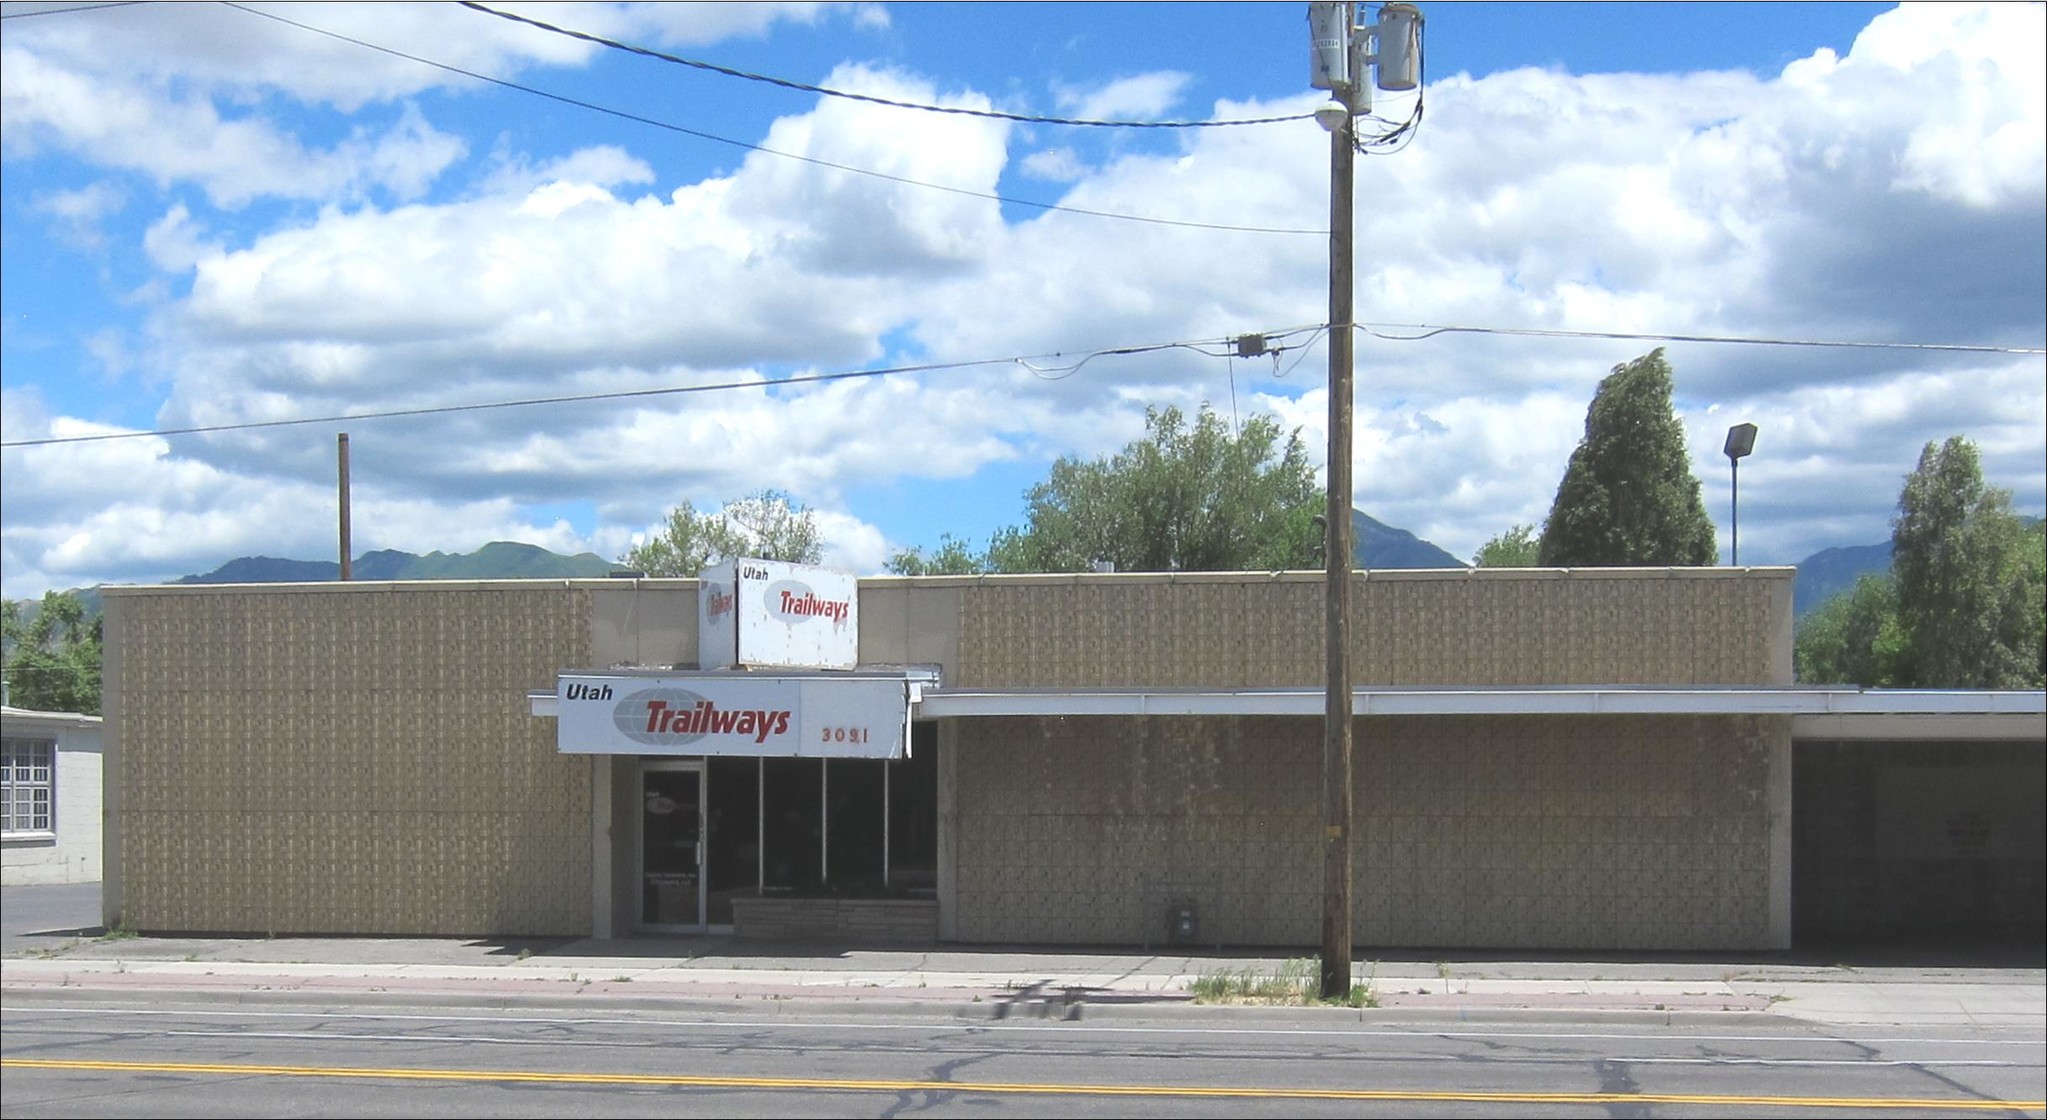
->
[1307,0,1421,1002]
[1724,422,1758,566]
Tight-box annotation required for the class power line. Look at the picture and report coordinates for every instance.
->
[11,319,2033,450]
[222,3,1322,238]
[0,1,143,19]
[0,333,1278,449]
[1358,322,2047,355]
[459,1,1315,131]
[4,359,994,449]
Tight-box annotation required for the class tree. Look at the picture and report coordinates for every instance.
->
[982,405,1321,574]
[886,534,988,576]
[1472,524,1540,567]
[620,490,824,576]
[1536,349,1717,567]
[1891,437,2044,688]
[1,591,102,714]
[717,489,825,564]
[1794,573,1910,686]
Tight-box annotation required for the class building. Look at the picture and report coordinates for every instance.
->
[99,567,2044,950]
[2,704,105,886]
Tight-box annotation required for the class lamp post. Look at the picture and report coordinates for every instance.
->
[1307,0,1420,1002]
[1724,422,1757,566]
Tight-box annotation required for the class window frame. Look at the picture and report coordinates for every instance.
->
[1,736,57,837]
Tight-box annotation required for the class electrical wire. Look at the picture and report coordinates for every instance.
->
[4,358,1000,449]
[221,3,1325,238]
[2,330,1312,448]
[1015,326,1326,379]
[0,1,143,19]
[458,1,1316,131]
[10,311,2030,451]
[1355,322,2047,355]
[0,664,99,680]
[1274,327,1332,378]
[1355,19,1424,155]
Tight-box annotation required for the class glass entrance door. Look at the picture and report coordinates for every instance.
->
[639,762,705,930]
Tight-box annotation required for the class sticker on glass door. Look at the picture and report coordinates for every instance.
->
[641,766,703,928]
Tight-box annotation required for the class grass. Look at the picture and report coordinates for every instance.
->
[1188,958,1379,1008]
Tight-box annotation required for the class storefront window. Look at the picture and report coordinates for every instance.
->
[826,758,885,888]
[704,756,759,925]
[741,722,937,899]
[761,757,822,890]
[888,723,939,894]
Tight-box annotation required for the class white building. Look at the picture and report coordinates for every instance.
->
[2,705,105,886]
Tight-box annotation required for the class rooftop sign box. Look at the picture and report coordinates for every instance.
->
[698,558,858,671]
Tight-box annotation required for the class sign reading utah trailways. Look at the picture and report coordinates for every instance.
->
[555,674,908,759]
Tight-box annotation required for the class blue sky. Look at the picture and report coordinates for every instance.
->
[2,1,2041,597]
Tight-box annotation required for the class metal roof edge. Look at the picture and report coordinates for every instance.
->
[916,687,2046,719]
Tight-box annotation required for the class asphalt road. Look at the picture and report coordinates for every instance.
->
[6,991,2044,1118]
[0,883,100,955]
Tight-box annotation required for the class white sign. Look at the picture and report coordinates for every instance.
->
[555,673,909,758]
[698,558,858,671]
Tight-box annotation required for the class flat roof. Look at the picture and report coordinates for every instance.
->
[917,687,2046,741]
[0,705,103,729]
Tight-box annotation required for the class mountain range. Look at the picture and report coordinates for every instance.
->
[19,514,1898,618]
[172,541,618,584]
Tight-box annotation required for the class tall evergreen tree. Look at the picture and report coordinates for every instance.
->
[1536,349,1716,567]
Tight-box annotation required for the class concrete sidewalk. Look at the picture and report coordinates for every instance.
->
[6,929,2043,1030]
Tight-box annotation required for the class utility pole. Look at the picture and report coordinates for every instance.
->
[1308,1,1421,1001]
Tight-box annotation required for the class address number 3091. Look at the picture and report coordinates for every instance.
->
[820,726,870,744]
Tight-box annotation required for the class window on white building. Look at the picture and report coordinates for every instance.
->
[2,737,55,834]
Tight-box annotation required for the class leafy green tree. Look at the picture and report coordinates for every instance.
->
[886,534,988,575]
[1536,349,1716,567]
[1891,437,2044,688]
[621,502,721,577]
[983,405,1321,573]
[1,591,102,714]
[717,489,825,565]
[1472,524,1540,567]
[621,489,824,576]
[1794,573,1910,686]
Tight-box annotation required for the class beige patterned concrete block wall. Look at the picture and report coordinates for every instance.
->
[952,713,1783,950]
[106,583,591,936]
[953,569,1788,688]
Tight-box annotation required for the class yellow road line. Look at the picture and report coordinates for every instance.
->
[5,1057,2043,1112]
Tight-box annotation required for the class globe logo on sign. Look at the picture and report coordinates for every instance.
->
[616,688,712,746]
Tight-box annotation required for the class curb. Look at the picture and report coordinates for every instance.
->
[0,974,1791,1027]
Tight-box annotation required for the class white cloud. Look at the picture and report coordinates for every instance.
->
[141,205,222,273]
[0,45,467,208]
[0,2,869,208]
[479,144,657,197]
[1020,146,1089,182]
[2,3,2041,597]
[0,2,862,113]
[29,180,124,250]
[1053,71,1193,122]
